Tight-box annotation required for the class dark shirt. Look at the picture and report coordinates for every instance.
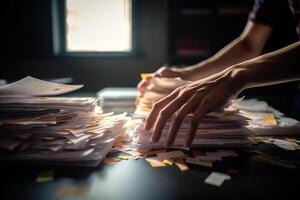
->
[249,0,300,39]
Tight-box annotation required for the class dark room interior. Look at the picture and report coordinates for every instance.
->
[1,1,300,200]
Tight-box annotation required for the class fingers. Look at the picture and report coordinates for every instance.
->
[136,75,153,106]
[151,89,190,142]
[165,93,203,148]
[185,92,223,147]
[144,88,180,130]
[137,77,151,93]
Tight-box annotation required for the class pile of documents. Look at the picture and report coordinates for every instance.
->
[0,77,127,166]
[133,76,253,148]
[229,99,300,136]
[97,87,138,113]
[132,109,253,148]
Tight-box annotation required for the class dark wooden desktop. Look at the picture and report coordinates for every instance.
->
[1,93,299,200]
[1,143,300,200]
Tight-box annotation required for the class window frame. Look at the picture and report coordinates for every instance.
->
[51,0,138,57]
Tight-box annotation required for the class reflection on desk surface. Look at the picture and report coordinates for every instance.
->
[1,142,300,200]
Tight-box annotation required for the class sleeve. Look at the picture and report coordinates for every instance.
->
[248,0,289,28]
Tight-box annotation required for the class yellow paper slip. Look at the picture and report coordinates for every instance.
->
[174,159,189,171]
[140,73,153,79]
[162,159,174,166]
[156,150,186,160]
[145,157,167,167]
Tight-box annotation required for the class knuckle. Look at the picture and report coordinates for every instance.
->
[174,87,182,93]
[179,87,192,95]
[152,102,161,109]
[174,112,184,121]
[159,109,169,117]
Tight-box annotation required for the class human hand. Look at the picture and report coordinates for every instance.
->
[144,67,246,147]
[136,66,185,105]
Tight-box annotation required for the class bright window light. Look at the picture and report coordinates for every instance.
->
[65,0,132,52]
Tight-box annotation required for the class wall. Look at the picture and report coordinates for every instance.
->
[1,0,168,92]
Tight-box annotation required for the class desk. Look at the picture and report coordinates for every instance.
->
[1,92,299,200]
[1,143,300,200]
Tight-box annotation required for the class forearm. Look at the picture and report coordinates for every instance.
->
[233,41,300,89]
[199,37,260,69]
[181,36,263,81]
[179,22,271,81]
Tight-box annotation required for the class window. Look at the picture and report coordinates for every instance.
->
[52,0,133,55]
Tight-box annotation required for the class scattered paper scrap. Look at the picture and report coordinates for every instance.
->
[138,149,167,157]
[162,159,174,166]
[186,157,213,168]
[104,157,121,165]
[204,172,231,187]
[36,170,54,183]
[140,73,152,79]
[174,159,189,171]
[156,150,186,160]
[254,137,300,150]
[145,157,166,168]
[117,153,135,160]
[56,186,89,197]
[273,139,296,151]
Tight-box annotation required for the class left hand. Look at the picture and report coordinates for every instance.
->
[144,67,246,147]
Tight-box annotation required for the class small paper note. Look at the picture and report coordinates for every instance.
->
[156,150,186,160]
[145,157,166,167]
[204,172,231,187]
[174,159,189,171]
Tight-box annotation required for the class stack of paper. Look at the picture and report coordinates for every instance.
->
[132,110,253,148]
[133,76,253,148]
[97,87,138,113]
[0,77,128,166]
[229,99,300,136]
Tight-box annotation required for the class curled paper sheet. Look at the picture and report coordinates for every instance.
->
[0,76,83,96]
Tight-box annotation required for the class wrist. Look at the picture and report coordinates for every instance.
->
[180,61,214,80]
[227,65,249,92]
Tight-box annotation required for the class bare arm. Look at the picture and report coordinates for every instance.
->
[239,41,300,88]
[137,21,272,97]
[180,21,272,80]
[145,41,300,147]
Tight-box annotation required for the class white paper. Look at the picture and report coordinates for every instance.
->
[0,76,83,96]
[204,172,231,186]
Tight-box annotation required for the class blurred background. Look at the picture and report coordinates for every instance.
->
[1,0,299,116]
